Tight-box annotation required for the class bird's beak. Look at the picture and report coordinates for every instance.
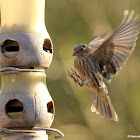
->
[73,52,76,56]
[73,51,77,56]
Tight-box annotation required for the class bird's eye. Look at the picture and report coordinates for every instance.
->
[80,48,83,51]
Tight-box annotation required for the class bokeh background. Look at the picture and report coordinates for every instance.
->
[1,0,139,140]
[45,0,140,140]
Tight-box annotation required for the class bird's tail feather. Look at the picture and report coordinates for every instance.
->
[91,94,119,121]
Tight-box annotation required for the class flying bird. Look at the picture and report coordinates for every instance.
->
[68,10,140,121]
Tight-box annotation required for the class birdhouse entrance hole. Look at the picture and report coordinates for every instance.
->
[6,99,23,119]
[47,101,54,120]
[1,40,19,59]
[43,38,52,53]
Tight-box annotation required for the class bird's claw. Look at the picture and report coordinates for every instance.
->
[67,68,83,87]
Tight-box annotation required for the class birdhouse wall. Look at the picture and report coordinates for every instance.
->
[0,93,54,128]
[0,33,53,68]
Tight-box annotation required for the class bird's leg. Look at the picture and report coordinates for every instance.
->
[67,68,84,87]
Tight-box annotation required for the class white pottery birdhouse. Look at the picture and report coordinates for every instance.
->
[0,0,63,139]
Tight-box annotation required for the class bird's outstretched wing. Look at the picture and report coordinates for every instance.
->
[91,10,140,82]
[88,32,108,52]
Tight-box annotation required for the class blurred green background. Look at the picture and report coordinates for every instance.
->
[45,0,140,140]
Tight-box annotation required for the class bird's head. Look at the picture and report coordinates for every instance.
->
[73,44,89,57]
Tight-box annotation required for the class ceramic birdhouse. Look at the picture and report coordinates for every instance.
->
[0,0,63,139]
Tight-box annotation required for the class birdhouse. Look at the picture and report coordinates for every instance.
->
[0,0,63,139]
[0,72,54,128]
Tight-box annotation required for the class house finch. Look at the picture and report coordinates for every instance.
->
[68,10,140,121]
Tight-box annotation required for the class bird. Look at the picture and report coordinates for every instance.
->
[68,10,140,121]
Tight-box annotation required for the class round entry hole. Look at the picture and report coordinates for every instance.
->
[43,38,52,53]
[47,101,54,120]
[1,40,19,59]
[6,99,23,119]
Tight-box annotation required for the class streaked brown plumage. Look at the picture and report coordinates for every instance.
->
[68,10,140,121]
